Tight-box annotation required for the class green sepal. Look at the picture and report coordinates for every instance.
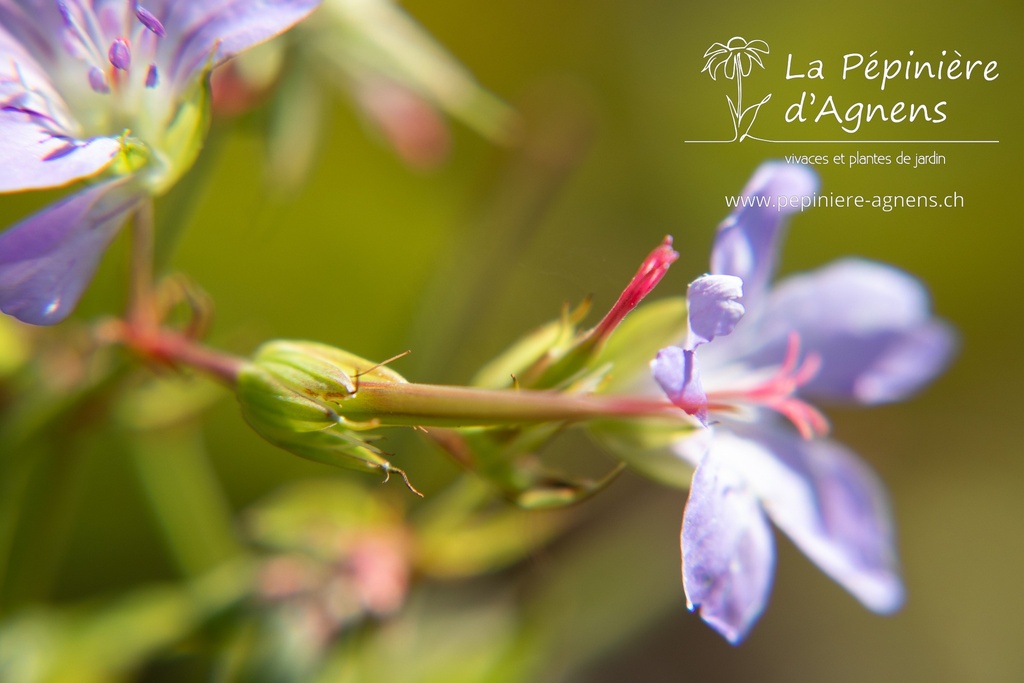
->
[414,478,569,578]
[586,418,698,489]
[107,133,152,178]
[253,421,420,494]
[511,461,626,510]
[150,64,213,194]
[253,340,407,387]
[472,300,589,390]
[237,340,410,434]
[236,364,340,434]
[450,421,624,509]
[236,341,420,493]
[592,296,686,393]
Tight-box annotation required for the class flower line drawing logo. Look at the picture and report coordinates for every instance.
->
[702,37,772,142]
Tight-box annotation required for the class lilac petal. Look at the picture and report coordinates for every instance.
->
[652,345,708,423]
[711,162,818,307]
[158,0,321,89]
[686,274,744,348]
[0,178,143,325]
[711,426,905,613]
[0,2,57,61]
[0,116,121,192]
[682,449,775,644]
[654,274,743,421]
[730,258,956,404]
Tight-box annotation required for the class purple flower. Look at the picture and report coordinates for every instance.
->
[0,0,321,325]
[651,162,955,643]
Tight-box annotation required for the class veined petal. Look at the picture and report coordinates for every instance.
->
[682,450,775,644]
[729,258,956,404]
[0,4,59,87]
[711,426,905,614]
[0,1,56,60]
[686,274,744,348]
[159,0,322,90]
[0,115,120,192]
[711,162,818,308]
[0,177,143,325]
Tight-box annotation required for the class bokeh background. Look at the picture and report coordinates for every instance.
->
[2,0,1022,681]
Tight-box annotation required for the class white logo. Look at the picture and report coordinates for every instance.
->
[702,37,771,142]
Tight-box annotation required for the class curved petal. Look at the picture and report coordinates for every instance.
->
[722,258,956,403]
[711,162,818,308]
[158,0,322,89]
[654,273,744,423]
[682,449,775,644]
[711,425,905,614]
[722,55,736,81]
[0,4,60,92]
[686,274,744,348]
[652,345,707,423]
[702,42,729,58]
[0,115,120,192]
[0,178,143,325]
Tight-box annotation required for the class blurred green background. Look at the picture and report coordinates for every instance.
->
[2,0,1022,680]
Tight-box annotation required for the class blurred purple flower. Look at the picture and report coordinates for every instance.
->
[0,0,321,324]
[651,162,956,643]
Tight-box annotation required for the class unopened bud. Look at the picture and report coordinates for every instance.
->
[235,341,421,494]
[238,340,408,433]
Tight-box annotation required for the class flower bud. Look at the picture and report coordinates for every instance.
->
[474,238,678,392]
[237,363,341,434]
[238,340,410,434]
[235,341,421,494]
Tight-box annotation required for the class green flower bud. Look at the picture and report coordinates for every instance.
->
[235,340,420,495]
[238,340,409,433]
[237,363,341,433]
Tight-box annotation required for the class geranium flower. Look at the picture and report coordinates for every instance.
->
[0,0,321,325]
[651,162,955,643]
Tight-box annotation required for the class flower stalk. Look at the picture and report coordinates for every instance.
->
[128,199,158,333]
[332,380,685,427]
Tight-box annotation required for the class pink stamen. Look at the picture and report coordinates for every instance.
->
[709,331,830,439]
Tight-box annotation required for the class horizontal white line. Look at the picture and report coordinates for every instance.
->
[685,139,999,144]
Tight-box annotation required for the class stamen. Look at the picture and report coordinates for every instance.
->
[708,331,830,438]
[135,5,166,37]
[108,39,131,71]
[145,64,159,88]
[88,66,110,93]
[57,1,108,68]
